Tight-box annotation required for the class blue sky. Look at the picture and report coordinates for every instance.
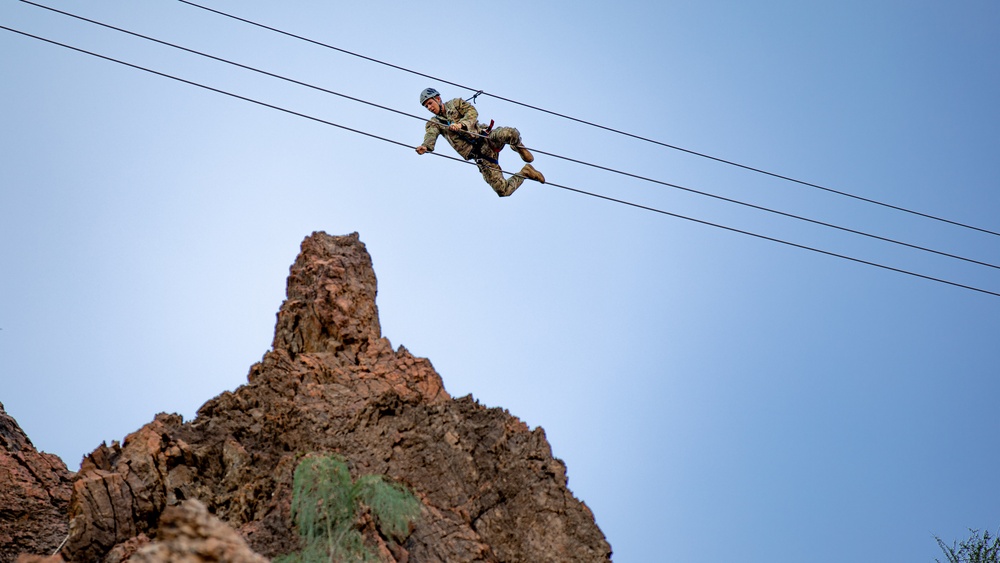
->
[2,1,999,561]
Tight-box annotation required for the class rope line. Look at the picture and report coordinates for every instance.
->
[19,1,422,124]
[175,0,1000,239]
[18,0,1000,272]
[542,178,1000,299]
[529,146,1000,271]
[3,23,997,299]
[51,533,69,556]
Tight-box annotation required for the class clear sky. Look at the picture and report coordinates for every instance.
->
[2,1,998,561]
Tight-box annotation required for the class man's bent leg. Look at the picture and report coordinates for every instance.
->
[478,160,524,197]
[489,127,533,163]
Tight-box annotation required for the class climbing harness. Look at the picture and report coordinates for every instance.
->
[470,119,501,165]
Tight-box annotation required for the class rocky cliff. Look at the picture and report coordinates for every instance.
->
[0,401,73,561]
[2,232,611,562]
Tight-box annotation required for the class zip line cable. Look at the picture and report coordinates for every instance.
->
[526,146,1000,271]
[175,0,1000,239]
[18,0,1000,273]
[18,2,422,132]
[3,24,998,299]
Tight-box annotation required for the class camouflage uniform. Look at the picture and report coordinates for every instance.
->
[421,98,532,197]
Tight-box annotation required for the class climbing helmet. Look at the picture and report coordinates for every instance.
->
[419,87,440,106]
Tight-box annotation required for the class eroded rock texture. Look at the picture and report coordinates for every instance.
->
[21,232,611,562]
[129,500,268,563]
[0,402,74,563]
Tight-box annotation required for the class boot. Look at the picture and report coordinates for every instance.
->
[513,144,534,163]
[519,163,545,184]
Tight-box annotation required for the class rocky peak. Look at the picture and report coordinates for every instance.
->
[0,402,74,563]
[272,232,382,360]
[4,231,611,562]
[258,232,448,407]
[1,402,32,453]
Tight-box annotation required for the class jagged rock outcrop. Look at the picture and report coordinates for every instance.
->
[0,402,74,563]
[18,231,612,562]
[128,500,268,563]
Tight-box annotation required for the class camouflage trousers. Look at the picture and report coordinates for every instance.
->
[473,126,526,197]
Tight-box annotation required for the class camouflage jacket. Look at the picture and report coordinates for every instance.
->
[421,97,485,160]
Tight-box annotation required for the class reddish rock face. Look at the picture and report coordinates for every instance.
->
[0,402,74,563]
[14,232,612,562]
[128,500,268,563]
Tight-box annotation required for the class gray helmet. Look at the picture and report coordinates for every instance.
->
[419,87,440,106]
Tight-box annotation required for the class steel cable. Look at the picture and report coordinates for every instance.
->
[3,23,998,298]
[175,0,1000,238]
[18,0,1000,272]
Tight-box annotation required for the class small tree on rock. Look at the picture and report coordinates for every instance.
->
[276,454,421,563]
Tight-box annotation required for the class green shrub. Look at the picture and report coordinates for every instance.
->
[275,454,421,563]
[936,529,1000,563]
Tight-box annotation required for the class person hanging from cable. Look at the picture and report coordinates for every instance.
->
[415,87,545,197]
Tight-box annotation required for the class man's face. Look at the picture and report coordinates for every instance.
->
[423,96,443,115]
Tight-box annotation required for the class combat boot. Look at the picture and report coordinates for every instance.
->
[519,163,545,184]
[513,144,534,163]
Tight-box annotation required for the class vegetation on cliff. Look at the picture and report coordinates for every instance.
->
[276,454,420,562]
